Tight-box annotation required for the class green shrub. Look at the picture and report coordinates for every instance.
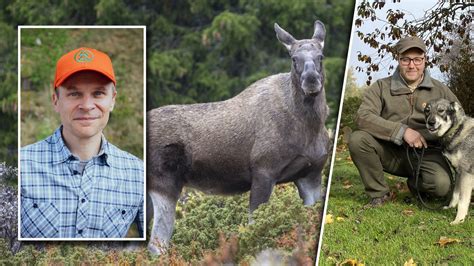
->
[340,96,362,131]
[171,184,319,262]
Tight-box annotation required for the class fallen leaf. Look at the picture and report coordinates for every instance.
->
[387,175,395,180]
[339,259,364,266]
[345,156,352,161]
[325,214,334,224]
[336,217,345,222]
[435,236,461,247]
[403,258,416,266]
[342,180,353,189]
[402,209,415,216]
[394,182,409,193]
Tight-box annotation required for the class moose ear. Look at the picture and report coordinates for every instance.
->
[312,20,326,48]
[274,23,296,52]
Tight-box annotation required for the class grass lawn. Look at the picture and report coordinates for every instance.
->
[319,145,474,265]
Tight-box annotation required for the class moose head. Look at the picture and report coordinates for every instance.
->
[275,21,326,97]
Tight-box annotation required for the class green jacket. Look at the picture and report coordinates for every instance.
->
[356,68,459,145]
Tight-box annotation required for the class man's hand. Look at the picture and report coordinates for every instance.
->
[403,128,427,148]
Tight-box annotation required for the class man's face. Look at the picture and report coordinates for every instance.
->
[398,48,425,85]
[53,71,116,141]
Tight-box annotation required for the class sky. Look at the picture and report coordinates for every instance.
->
[348,0,443,86]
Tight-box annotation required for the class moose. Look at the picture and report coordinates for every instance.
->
[146,20,330,254]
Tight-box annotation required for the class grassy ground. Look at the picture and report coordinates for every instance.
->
[319,145,474,265]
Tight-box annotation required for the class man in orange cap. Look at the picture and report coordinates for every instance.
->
[20,47,144,239]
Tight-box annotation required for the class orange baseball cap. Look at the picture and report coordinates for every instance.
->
[54,47,116,88]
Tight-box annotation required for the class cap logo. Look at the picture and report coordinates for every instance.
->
[74,49,94,63]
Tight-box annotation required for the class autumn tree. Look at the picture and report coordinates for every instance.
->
[354,0,472,84]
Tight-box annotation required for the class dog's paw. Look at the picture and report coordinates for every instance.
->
[446,200,458,208]
[450,219,464,225]
[443,205,454,209]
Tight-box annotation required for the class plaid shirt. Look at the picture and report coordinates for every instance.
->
[20,127,144,239]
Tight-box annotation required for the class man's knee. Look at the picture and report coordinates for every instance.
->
[433,175,452,197]
[423,173,452,197]
[348,130,375,156]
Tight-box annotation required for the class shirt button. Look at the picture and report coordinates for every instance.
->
[33,203,38,208]
[121,210,126,215]
[78,229,83,234]
[73,170,79,175]
[81,198,86,203]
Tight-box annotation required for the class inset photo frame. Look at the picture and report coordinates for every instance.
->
[18,26,146,241]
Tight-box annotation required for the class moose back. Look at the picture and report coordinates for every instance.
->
[147,20,330,254]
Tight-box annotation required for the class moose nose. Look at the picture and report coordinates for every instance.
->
[304,61,316,72]
[305,74,317,84]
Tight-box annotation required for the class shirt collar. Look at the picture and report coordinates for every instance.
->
[390,67,435,95]
[48,126,111,166]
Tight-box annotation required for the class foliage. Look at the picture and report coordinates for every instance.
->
[444,44,474,116]
[354,0,473,85]
[0,185,321,264]
[0,184,19,254]
[0,21,17,166]
[340,96,362,132]
[172,185,320,262]
[344,67,362,99]
[0,163,17,185]
[319,148,474,265]
[339,68,364,132]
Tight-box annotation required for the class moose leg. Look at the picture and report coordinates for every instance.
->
[295,170,322,206]
[249,171,275,222]
[148,190,180,254]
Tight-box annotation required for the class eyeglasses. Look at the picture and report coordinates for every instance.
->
[399,57,424,66]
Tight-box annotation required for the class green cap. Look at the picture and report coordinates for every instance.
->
[395,36,427,54]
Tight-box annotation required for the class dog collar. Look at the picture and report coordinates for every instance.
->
[443,122,464,145]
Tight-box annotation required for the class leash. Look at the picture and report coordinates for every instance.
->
[405,146,454,210]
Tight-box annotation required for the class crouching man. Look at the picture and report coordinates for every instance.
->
[349,36,459,207]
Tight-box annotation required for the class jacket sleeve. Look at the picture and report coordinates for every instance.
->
[355,81,407,145]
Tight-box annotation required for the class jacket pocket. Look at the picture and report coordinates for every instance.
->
[21,198,59,238]
[102,206,137,238]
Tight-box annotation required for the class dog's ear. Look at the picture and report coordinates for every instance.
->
[447,102,455,114]
[449,101,465,117]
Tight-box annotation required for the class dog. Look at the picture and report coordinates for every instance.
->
[424,98,474,224]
